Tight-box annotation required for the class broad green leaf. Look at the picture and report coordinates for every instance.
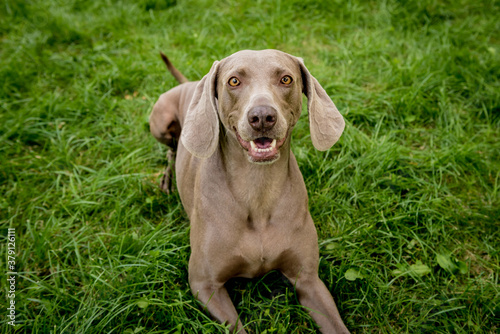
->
[392,261,430,277]
[436,253,457,273]
[409,261,431,277]
[391,263,407,276]
[325,242,340,251]
[345,268,364,281]
[136,299,149,309]
[457,260,468,274]
[405,115,416,122]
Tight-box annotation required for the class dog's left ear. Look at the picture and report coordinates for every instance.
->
[181,60,220,158]
[298,59,345,151]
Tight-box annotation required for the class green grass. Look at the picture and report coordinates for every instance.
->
[1,0,499,333]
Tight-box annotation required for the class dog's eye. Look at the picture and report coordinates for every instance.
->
[280,75,293,85]
[228,77,240,87]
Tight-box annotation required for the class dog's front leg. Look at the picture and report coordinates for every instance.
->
[189,249,246,333]
[189,278,247,334]
[289,274,351,334]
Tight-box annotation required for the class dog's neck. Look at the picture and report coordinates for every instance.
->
[219,132,292,222]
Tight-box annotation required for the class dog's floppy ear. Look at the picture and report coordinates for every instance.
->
[299,59,345,151]
[181,60,220,158]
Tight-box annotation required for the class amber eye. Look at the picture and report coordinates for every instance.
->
[228,77,240,86]
[280,75,293,85]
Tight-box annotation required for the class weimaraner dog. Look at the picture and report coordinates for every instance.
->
[150,49,349,333]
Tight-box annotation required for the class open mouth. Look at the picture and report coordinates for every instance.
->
[235,129,287,163]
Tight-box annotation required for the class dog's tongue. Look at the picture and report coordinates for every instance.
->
[254,137,273,149]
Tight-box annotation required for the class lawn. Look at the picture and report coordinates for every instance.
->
[0,0,499,333]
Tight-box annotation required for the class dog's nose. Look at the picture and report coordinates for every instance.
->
[248,106,277,132]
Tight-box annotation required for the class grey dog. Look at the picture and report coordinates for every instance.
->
[150,49,349,333]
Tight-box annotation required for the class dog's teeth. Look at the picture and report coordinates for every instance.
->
[250,141,257,151]
[250,140,275,153]
[256,147,273,153]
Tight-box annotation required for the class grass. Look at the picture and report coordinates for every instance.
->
[0,0,499,333]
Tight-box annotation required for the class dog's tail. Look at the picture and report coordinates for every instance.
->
[160,52,189,84]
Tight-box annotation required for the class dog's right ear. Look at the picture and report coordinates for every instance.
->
[181,60,220,159]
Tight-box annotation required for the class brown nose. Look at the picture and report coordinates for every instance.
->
[247,106,277,132]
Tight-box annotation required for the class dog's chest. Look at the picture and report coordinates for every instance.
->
[234,222,291,278]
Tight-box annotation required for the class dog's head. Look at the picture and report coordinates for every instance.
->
[181,49,345,164]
